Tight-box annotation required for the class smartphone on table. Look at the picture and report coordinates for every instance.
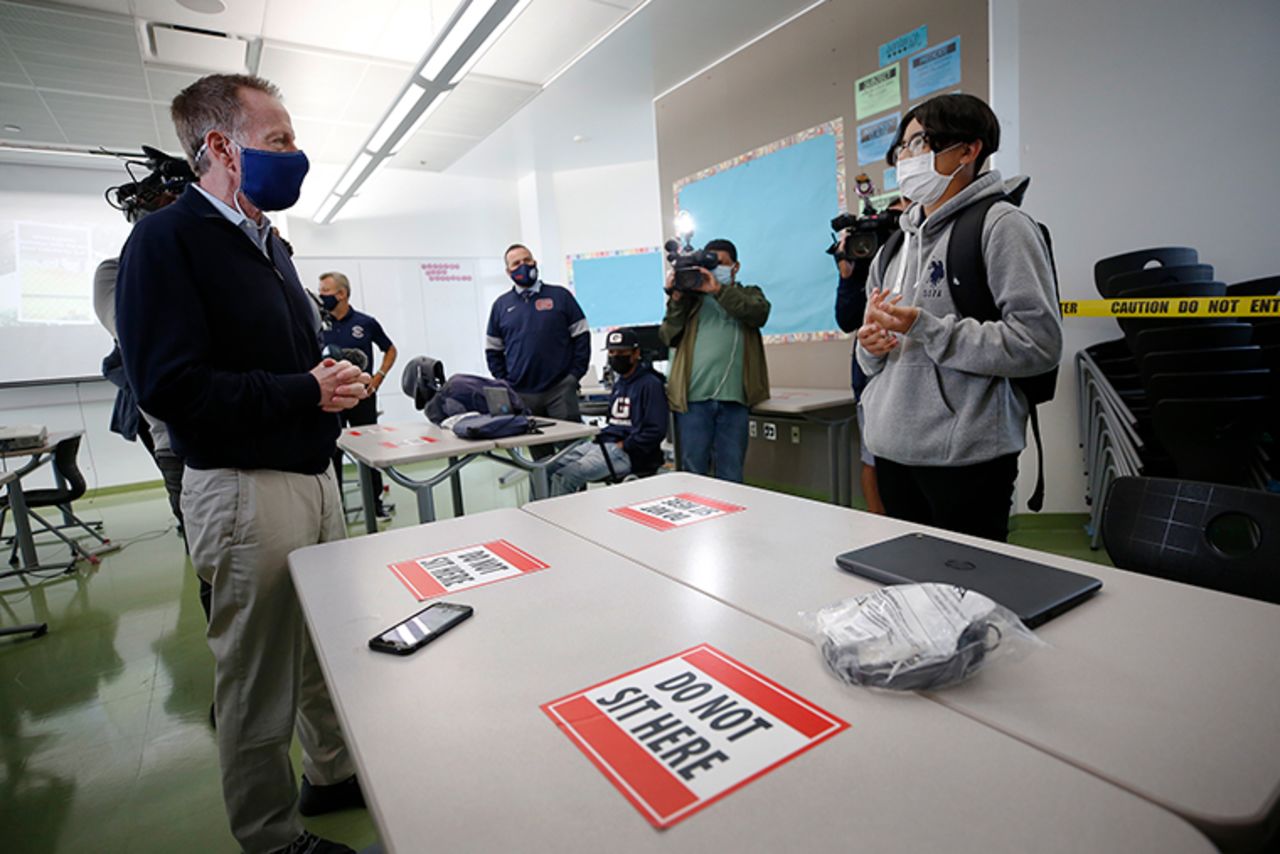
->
[368,601,473,656]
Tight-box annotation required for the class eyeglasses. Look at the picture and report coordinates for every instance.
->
[892,131,932,162]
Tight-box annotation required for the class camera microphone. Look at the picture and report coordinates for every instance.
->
[321,344,369,372]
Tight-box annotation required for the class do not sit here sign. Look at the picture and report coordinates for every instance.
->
[543,645,847,829]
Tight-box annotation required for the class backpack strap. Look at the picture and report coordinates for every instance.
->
[874,229,906,285]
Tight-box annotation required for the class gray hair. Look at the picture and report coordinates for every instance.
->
[320,271,351,297]
[171,74,281,176]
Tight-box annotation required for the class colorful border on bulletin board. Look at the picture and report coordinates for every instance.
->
[672,119,848,344]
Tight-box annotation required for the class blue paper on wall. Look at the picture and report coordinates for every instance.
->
[879,25,927,67]
[908,36,961,100]
[883,166,898,191]
[676,130,841,337]
[857,113,899,166]
[570,251,666,330]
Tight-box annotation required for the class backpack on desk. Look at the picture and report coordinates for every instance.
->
[450,412,535,440]
[425,374,529,425]
[875,176,1061,511]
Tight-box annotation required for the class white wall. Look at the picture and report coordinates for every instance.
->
[553,159,664,276]
[997,0,1280,513]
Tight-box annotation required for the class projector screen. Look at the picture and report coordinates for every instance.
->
[0,163,132,386]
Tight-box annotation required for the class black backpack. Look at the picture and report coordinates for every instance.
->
[875,176,1060,511]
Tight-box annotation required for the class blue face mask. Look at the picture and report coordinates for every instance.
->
[510,263,538,287]
[320,294,339,312]
[713,265,734,285]
[238,145,310,211]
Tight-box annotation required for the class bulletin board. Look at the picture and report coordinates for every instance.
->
[673,120,846,342]
[566,247,666,330]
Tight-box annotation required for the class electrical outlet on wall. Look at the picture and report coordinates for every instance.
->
[749,420,758,438]
[791,426,801,444]
[763,422,777,441]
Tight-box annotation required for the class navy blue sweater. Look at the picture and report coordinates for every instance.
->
[115,186,336,474]
[834,256,873,398]
[484,283,590,393]
[599,365,668,470]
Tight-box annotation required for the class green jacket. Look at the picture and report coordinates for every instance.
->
[659,282,772,413]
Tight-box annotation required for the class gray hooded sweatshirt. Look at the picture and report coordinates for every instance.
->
[855,170,1062,466]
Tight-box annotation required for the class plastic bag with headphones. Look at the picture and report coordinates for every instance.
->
[801,583,1043,691]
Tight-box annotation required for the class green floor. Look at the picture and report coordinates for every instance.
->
[1,464,1108,853]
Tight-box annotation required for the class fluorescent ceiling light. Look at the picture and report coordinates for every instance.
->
[388,90,451,155]
[313,194,340,224]
[447,0,534,85]
[422,0,500,81]
[334,151,374,195]
[368,82,427,153]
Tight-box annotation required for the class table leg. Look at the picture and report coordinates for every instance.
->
[358,463,378,535]
[826,422,841,505]
[53,466,75,527]
[838,419,854,507]
[8,478,39,568]
[448,456,465,516]
[529,465,550,501]
[415,483,437,524]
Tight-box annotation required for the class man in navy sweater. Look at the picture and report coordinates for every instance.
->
[548,328,668,495]
[116,74,366,854]
[485,243,590,457]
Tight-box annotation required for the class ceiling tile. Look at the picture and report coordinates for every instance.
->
[312,121,373,164]
[339,61,411,124]
[257,44,368,122]
[420,74,538,138]
[0,84,65,143]
[144,67,203,105]
[12,51,148,99]
[28,0,132,14]
[392,129,480,171]
[41,89,157,148]
[150,102,183,154]
[0,36,29,87]
[262,0,410,62]
[470,0,626,84]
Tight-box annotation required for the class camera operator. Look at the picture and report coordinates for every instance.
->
[855,93,1062,542]
[93,149,210,616]
[318,271,397,519]
[833,194,909,515]
[660,239,771,482]
[116,73,367,854]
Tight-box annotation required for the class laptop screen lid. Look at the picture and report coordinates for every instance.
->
[835,533,1101,628]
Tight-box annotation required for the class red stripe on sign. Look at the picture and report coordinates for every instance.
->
[484,540,549,571]
[678,493,746,514]
[609,506,675,531]
[380,441,396,448]
[348,430,362,436]
[418,436,438,443]
[549,695,698,825]
[388,560,447,601]
[683,647,837,739]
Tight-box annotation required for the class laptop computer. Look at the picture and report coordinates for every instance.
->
[834,533,1102,628]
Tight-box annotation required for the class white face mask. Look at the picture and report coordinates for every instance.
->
[713,265,734,285]
[896,144,964,205]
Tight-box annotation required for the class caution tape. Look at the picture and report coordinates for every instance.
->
[1061,296,1280,318]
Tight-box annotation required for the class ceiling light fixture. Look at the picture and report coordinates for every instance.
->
[176,0,228,14]
[313,0,533,224]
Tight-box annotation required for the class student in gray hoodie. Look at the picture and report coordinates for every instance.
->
[855,94,1062,542]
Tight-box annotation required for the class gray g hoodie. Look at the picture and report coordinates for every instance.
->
[855,170,1062,466]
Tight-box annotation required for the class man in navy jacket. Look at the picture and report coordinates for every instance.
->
[116,74,366,854]
[485,243,590,457]
[548,327,668,495]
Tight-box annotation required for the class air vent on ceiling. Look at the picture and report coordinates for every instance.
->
[144,22,253,74]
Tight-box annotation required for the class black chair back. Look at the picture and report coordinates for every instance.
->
[1093,247,1198,297]
[1102,476,1280,604]
[1139,346,1263,387]
[52,436,88,503]
[1144,369,1270,402]
[1152,397,1268,485]
[1106,264,1214,298]
[1133,323,1252,361]
[1225,276,1280,298]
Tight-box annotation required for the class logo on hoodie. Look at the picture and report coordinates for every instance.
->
[928,259,945,286]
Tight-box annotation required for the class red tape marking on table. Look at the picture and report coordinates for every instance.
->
[378,436,439,448]
[542,644,847,829]
[389,539,549,600]
[610,493,746,531]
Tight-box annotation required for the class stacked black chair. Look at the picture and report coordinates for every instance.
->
[1076,247,1276,546]
[0,436,109,567]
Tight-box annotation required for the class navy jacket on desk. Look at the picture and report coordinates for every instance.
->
[115,185,336,474]
[599,365,668,472]
[484,282,590,394]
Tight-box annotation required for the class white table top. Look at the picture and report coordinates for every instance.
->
[750,387,855,415]
[289,509,1210,854]
[0,469,16,487]
[337,421,495,469]
[523,474,1280,844]
[491,417,599,450]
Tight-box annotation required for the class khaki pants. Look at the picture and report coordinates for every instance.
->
[182,465,355,853]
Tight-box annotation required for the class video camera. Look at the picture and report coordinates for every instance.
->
[105,145,195,222]
[664,211,719,291]
[826,172,903,263]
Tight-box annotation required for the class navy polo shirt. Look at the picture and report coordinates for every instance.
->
[321,307,393,372]
[484,281,590,393]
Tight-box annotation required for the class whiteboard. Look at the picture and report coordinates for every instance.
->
[293,256,508,423]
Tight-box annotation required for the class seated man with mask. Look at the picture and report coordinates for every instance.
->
[547,327,668,496]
